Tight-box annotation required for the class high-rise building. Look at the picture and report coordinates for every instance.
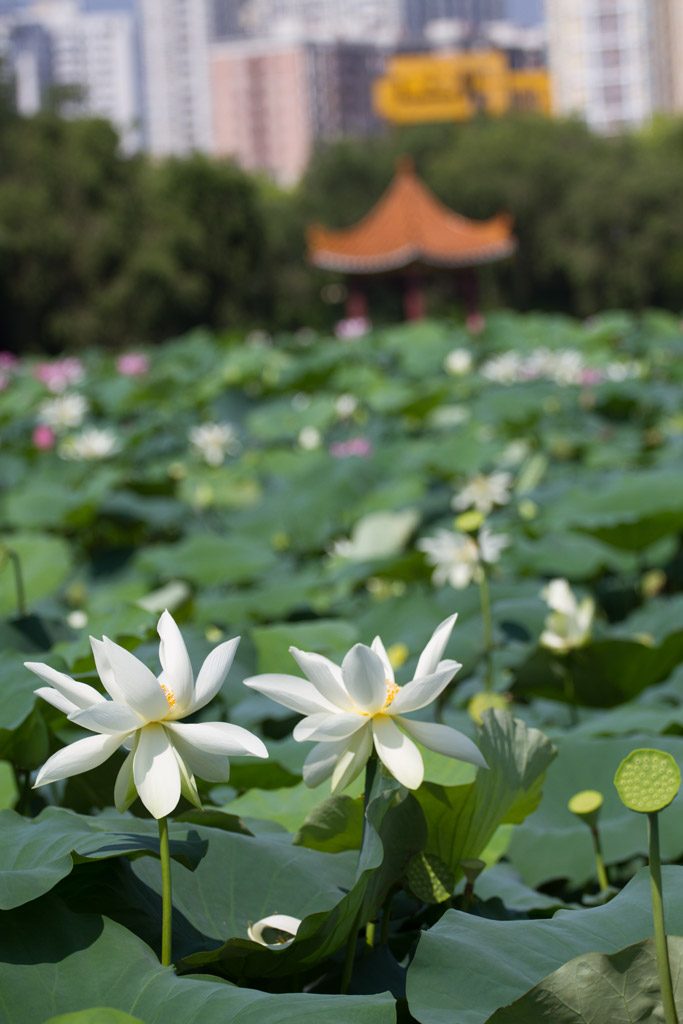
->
[6,21,52,114]
[211,0,247,40]
[0,0,141,148]
[239,0,402,44]
[211,38,386,184]
[138,0,212,155]
[546,0,683,132]
[399,0,506,41]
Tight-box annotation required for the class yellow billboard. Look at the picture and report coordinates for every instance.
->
[373,51,551,124]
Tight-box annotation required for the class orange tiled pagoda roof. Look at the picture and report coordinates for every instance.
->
[307,159,516,273]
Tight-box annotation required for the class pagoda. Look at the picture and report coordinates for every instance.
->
[307,158,516,321]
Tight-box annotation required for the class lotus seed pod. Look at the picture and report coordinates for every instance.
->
[614,748,681,814]
[406,852,454,904]
[460,858,486,886]
[468,691,509,725]
[454,509,485,533]
[568,789,604,826]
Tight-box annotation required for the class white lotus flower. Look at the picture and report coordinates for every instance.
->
[26,611,267,818]
[38,393,88,431]
[247,914,301,949]
[540,578,595,653]
[452,472,512,516]
[335,393,358,419]
[189,422,238,466]
[244,615,486,792]
[59,427,120,461]
[418,527,508,589]
[298,426,322,450]
[444,348,472,376]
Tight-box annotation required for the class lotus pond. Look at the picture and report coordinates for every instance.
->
[1,310,683,1024]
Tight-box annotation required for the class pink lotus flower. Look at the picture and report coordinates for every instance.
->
[117,352,149,376]
[466,312,486,335]
[33,424,56,450]
[330,437,373,459]
[580,368,603,386]
[335,317,371,340]
[34,358,84,393]
[0,352,18,371]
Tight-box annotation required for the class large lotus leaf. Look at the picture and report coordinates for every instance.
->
[0,896,395,1024]
[45,1012,144,1024]
[136,532,278,587]
[506,733,683,887]
[538,469,683,550]
[251,618,358,675]
[508,533,634,580]
[512,634,683,707]
[0,654,45,737]
[1,468,121,531]
[224,776,363,833]
[464,862,566,914]
[178,770,412,982]
[247,394,338,441]
[129,825,356,959]
[0,808,210,909]
[610,594,683,645]
[415,711,556,881]
[0,534,72,615]
[487,937,683,1023]
[178,465,262,511]
[406,866,683,1024]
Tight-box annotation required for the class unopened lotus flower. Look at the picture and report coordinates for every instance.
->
[26,611,267,818]
[540,578,594,653]
[244,615,486,792]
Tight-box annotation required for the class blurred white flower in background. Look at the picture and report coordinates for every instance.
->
[38,393,88,431]
[335,393,358,419]
[540,578,595,653]
[298,425,322,450]
[480,352,523,384]
[444,348,473,376]
[67,610,88,630]
[247,915,301,950]
[59,427,120,461]
[244,614,486,791]
[27,610,267,818]
[418,526,508,589]
[452,471,512,516]
[189,422,238,466]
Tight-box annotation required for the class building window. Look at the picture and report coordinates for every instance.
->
[598,13,620,32]
[603,83,623,105]
[602,48,622,67]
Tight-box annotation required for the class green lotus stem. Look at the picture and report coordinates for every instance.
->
[648,812,678,1024]
[558,660,579,726]
[341,754,378,993]
[478,569,495,693]
[589,823,610,893]
[0,546,27,617]
[158,816,173,967]
[365,920,375,948]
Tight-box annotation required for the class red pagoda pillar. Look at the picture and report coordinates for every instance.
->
[403,271,425,321]
[345,278,368,319]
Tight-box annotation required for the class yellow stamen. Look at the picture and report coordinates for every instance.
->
[159,682,176,710]
[383,680,400,711]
